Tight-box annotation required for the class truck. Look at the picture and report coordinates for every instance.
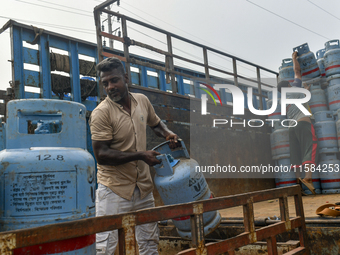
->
[0,1,339,254]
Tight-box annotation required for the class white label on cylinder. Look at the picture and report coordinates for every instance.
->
[5,171,77,216]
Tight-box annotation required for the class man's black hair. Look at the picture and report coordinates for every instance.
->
[96,57,126,76]
[277,80,290,93]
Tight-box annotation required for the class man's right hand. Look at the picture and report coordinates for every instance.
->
[143,150,162,166]
[292,51,298,60]
[292,51,302,79]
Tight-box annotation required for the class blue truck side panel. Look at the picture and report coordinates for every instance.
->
[6,20,269,157]
[69,41,81,102]
[40,34,52,99]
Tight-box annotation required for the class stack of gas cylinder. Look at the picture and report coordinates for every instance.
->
[268,91,296,189]
[272,40,340,194]
[315,39,340,194]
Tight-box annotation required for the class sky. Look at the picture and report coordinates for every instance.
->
[1,0,340,92]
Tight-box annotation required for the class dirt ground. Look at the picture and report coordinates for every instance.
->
[219,193,340,219]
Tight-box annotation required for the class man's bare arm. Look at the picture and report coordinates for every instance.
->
[151,121,179,148]
[292,51,302,80]
[92,140,161,166]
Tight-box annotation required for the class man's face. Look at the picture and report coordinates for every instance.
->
[100,69,128,103]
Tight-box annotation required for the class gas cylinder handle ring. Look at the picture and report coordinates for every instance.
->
[152,139,190,159]
[152,138,183,151]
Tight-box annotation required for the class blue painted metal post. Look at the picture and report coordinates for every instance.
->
[252,88,258,110]
[219,88,227,105]
[239,86,248,109]
[39,34,52,99]
[244,92,248,109]
[194,81,202,99]
[69,42,81,102]
[225,91,232,104]
[262,91,268,110]
[140,66,148,88]
[159,70,167,92]
[176,75,185,95]
[11,26,25,99]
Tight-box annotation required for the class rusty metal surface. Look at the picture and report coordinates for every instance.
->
[235,240,299,255]
[100,31,125,43]
[159,238,191,255]
[102,51,127,62]
[266,236,278,255]
[94,0,117,11]
[132,39,171,57]
[121,16,132,87]
[94,9,104,97]
[307,227,340,255]
[178,185,308,255]
[99,9,277,76]
[182,218,303,255]
[160,222,340,255]
[191,222,340,254]
[94,6,278,116]
[280,196,292,232]
[294,194,309,253]
[243,198,257,244]
[0,186,305,253]
[235,225,340,255]
[121,214,136,255]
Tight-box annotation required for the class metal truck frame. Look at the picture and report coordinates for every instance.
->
[0,1,312,254]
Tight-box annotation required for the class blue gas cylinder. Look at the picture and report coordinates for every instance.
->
[278,58,295,83]
[324,40,340,77]
[267,99,283,121]
[274,158,296,188]
[153,140,221,239]
[293,43,320,81]
[316,49,326,78]
[307,77,328,114]
[270,127,290,160]
[319,153,340,194]
[0,99,96,254]
[327,74,340,111]
[314,111,338,153]
[267,93,285,124]
[271,120,285,131]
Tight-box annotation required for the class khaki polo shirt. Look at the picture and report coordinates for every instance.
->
[89,93,161,200]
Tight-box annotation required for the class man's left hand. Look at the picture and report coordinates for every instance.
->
[166,133,180,149]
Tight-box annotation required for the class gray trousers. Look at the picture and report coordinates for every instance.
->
[96,184,159,255]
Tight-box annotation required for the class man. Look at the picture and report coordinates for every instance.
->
[89,57,179,255]
[277,51,318,195]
